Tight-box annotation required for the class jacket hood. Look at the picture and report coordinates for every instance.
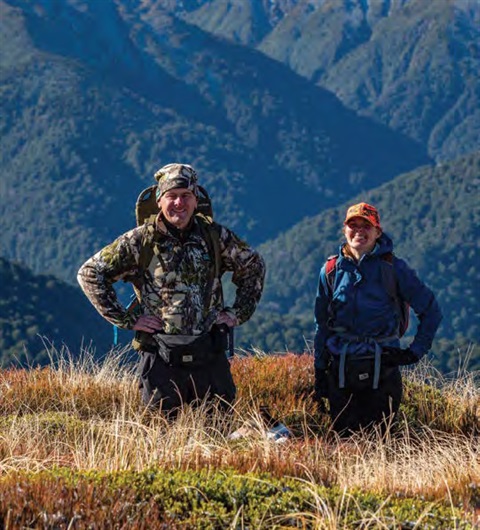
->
[338,232,394,258]
[372,232,394,255]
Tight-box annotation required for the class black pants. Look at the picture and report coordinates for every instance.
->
[326,366,403,435]
[138,349,236,413]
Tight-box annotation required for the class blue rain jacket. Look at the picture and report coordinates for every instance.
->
[314,233,442,370]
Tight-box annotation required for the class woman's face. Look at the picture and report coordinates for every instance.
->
[344,217,382,257]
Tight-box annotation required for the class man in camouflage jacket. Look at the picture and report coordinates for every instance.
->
[78,163,265,413]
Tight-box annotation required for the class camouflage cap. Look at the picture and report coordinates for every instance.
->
[344,202,382,229]
[154,163,198,200]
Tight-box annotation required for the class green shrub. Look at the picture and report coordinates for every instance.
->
[0,468,473,529]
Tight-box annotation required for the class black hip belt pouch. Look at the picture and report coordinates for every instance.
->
[330,353,396,391]
[153,325,228,367]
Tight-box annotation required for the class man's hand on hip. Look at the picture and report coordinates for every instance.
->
[216,310,238,328]
[132,315,163,333]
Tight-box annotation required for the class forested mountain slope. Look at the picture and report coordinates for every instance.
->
[0,0,428,284]
[177,0,299,45]
[181,0,480,161]
[0,257,113,366]
[237,150,480,372]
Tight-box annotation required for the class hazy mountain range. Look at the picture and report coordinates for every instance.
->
[180,0,480,161]
[0,0,478,369]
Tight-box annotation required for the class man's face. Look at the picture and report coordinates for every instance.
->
[158,188,198,229]
[344,217,382,255]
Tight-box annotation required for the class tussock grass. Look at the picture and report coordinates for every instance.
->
[0,346,140,418]
[0,346,478,528]
[401,353,479,435]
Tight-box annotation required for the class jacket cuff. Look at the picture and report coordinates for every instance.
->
[119,312,139,330]
[222,307,239,325]
[408,343,425,360]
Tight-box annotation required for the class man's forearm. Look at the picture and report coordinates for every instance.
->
[77,262,136,329]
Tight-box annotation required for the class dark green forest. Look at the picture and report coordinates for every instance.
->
[182,0,480,161]
[0,258,112,366]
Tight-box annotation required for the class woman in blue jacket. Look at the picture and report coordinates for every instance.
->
[314,202,442,434]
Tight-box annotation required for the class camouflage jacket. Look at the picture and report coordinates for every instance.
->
[77,215,266,335]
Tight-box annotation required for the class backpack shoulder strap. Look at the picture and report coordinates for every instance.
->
[379,252,410,337]
[196,215,224,307]
[325,255,338,294]
[381,251,393,264]
[196,215,222,280]
[379,252,396,299]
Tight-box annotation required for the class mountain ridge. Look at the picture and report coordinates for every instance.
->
[0,256,113,366]
[181,0,480,161]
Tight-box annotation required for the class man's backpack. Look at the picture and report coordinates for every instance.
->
[324,252,410,338]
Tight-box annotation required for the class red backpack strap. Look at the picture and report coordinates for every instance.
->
[324,255,338,294]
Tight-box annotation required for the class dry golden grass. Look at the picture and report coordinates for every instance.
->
[0,346,478,527]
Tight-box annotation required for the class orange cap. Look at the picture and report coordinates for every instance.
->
[344,202,381,229]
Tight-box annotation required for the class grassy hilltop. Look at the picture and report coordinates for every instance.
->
[0,347,478,529]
